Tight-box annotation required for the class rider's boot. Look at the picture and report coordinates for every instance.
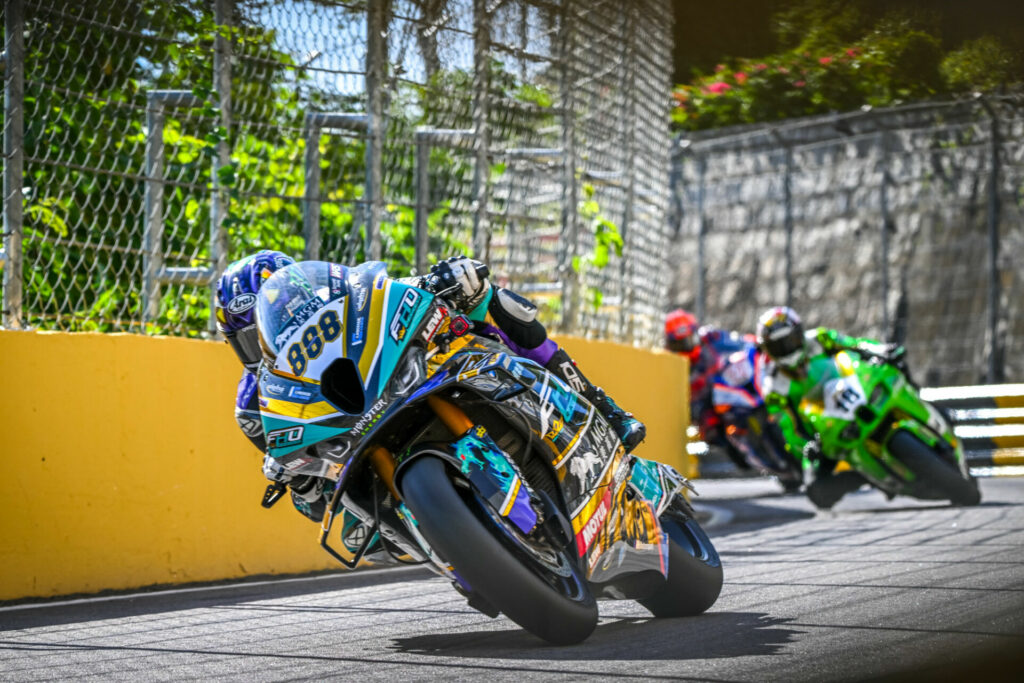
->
[806,471,866,510]
[544,348,646,453]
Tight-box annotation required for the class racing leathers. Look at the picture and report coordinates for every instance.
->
[690,327,753,453]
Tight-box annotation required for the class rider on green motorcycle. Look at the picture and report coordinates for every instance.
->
[755,306,907,509]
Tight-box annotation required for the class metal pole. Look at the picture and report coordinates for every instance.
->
[782,144,794,308]
[364,1,386,261]
[142,97,167,326]
[695,155,707,323]
[211,0,232,332]
[558,0,579,334]
[3,0,25,329]
[980,98,1003,383]
[878,127,892,337]
[414,129,430,275]
[617,3,636,341]
[471,0,491,260]
[303,116,323,261]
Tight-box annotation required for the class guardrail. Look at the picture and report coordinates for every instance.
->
[694,384,1024,478]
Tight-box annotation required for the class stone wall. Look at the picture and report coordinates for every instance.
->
[668,98,1024,386]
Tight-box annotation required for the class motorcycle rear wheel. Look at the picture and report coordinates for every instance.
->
[399,456,598,644]
[638,512,723,618]
[889,430,981,506]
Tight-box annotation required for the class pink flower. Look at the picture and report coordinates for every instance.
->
[819,56,833,65]
[734,72,748,85]
[754,63,768,71]
[704,81,732,94]
[793,80,806,88]
[714,63,726,73]
[846,48,860,57]
[777,66,790,75]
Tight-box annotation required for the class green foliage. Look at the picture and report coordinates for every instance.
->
[571,183,623,311]
[672,1,1019,131]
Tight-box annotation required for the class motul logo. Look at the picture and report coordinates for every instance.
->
[581,499,609,548]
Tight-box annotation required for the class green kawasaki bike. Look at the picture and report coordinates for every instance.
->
[796,350,980,506]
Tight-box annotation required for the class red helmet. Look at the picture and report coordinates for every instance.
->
[665,309,701,360]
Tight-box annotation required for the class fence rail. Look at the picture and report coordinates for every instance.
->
[2,0,675,345]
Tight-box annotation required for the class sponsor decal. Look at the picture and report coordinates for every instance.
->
[285,455,316,471]
[389,289,421,341]
[329,264,343,278]
[226,293,257,315]
[351,316,365,346]
[237,414,262,437]
[267,425,305,449]
[558,361,587,394]
[580,496,610,550]
[421,305,447,343]
[351,282,369,311]
[274,298,325,348]
[353,397,387,435]
[288,386,314,401]
[265,383,286,396]
[373,272,386,290]
[569,450,602,482]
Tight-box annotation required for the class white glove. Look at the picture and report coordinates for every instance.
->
[429,256,491,311]
[262,454,292,483]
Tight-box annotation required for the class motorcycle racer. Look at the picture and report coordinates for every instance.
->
[217,252,647,522]
[664,309,753,467]
[755,306,907,509]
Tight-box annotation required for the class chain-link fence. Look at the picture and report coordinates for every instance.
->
[1,0,674,343]
[670,97,1024,386]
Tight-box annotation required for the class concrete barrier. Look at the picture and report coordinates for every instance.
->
[0,330,690,601]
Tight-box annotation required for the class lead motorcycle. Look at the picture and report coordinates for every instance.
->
[252,261,723,644]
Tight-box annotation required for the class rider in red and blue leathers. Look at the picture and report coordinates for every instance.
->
[665,309,754,468]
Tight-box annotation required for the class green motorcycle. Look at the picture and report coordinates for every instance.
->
[795,350,980,506]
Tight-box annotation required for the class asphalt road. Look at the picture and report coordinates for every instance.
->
[3,477,1024,682]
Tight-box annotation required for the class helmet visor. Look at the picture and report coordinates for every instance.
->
[763,328,804,360]
[226,324,262,371]
[666,332,699,354]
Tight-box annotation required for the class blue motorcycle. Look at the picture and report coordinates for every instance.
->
[251,261,722,644]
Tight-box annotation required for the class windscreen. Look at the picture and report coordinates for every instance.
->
[256,261,334,358]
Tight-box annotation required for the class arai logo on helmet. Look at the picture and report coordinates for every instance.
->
[227,293,257,315]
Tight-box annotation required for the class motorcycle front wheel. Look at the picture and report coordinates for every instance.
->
[889,430,981,506]
[638,512,723,617]
[399,456,598,645]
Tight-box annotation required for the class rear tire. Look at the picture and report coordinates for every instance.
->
[399,456,598,644]
[638,513,723,617]
[889,430,981,506]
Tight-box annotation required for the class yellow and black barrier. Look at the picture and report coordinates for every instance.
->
[920,384,1024,468]
[0,330,689,601]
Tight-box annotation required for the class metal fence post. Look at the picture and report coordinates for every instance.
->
[142,91,204,327]
[364,1,386,261]
[303,113,368,262]
[414,129,430,275]
[211,0,232,332]
[2,0,25,329]
[695,153,707,322]
[980,97,1004,383]
[142,96,167,326]
[558,0,579,334]
[471,0,491,260]
[771,132,795,308]
[617,3,637,341]
[878,125,893,337]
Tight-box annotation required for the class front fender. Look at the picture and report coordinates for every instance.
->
[394,426,539,535]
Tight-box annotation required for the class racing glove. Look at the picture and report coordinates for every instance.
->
[428,256,491,312]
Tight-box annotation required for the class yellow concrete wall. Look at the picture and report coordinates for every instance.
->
[0,330,689,601]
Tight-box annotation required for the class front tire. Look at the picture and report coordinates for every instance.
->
[638,513,723,617]
[889,430,981,506]
[399,456,598,644]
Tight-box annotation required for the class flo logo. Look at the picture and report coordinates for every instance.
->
[267,426,304,449]
[388,289,421,341]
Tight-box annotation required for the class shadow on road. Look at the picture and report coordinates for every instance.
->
[390,611,803,660]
